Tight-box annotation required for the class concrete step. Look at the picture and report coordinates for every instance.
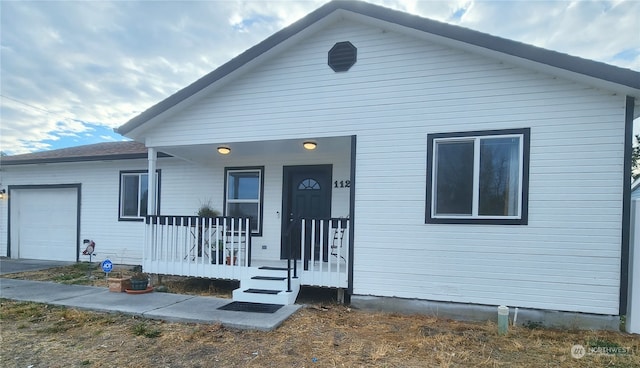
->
[243,276,289,290]
[259,266,289,271]
[244,288,280,295]
[240,276,300,294]
[245,266,293,278]
[232,286,299,305]
[252,276,287,281]
[233,267,300,305]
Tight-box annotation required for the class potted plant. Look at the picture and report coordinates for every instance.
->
[226,248,238,265]
[197,201,220,218]
[129,271,149,291]
[195,201,221,258]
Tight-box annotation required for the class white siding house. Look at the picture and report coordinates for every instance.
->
[2,1,639,324]
[0,143,172,265]
[632,179,640,200]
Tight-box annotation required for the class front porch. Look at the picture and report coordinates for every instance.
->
[141,135,355,304]
[142,215,351,290]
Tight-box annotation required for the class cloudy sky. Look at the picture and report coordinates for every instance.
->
[1,0,639,155]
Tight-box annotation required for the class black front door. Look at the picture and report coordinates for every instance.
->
[281,165,332,260]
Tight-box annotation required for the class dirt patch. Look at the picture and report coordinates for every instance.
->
[2,264,639,367]
[1,262,237,298]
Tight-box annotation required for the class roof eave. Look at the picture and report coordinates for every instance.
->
[1,152,172,166]
[116,1,346,137]
[116,0,640,137]
[342,4,640,92]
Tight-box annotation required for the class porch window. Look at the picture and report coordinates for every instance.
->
[119,170,160,221]
[426,128,530,225]
[225,167,264,235]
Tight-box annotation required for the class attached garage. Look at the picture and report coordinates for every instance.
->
[9,185,80,262]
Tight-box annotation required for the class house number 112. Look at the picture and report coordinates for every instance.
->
[334,180,351,188]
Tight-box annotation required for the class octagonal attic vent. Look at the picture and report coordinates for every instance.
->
[328,41,357,72]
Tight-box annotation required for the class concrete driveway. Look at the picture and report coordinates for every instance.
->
[0,258,74,275]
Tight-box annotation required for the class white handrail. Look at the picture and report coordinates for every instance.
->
[142,216,251,279]
[299,218,349,288]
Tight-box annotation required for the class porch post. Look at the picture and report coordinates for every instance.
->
[147,147,157,216]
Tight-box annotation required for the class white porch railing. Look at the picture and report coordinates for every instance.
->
[143,216,251,280]
[298,218,350,288]
[143,215,350,289]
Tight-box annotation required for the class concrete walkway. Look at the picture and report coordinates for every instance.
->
[0,258,75,275]
[0,278,301,331]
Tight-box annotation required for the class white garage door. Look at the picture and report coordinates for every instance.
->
[11,187,78,261]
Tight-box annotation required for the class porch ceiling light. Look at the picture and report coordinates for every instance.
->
[217,146,231,155]
[303,141,317,150]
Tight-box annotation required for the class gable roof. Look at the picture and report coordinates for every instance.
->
[117,0,640,136]
[0,141,170,166]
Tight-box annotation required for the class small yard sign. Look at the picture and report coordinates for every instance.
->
[101,259,113,274]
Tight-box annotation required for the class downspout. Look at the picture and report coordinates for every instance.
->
[620,96,634,315]
[348,135,357,295]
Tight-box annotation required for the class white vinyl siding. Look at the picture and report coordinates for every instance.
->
[0,161,161,265]
[138,19,626,315]
[4,18,627,315]
[0,147,352,265]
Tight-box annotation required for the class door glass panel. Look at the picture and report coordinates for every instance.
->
[298,178,320,190]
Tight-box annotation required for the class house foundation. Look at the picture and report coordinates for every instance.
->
[351,295,621,331]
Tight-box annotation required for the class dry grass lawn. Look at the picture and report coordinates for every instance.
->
[1,263,639,367]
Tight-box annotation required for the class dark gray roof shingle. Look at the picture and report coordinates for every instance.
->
[1,141,168,166]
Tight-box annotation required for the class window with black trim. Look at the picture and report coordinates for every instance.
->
[119,170,160,221]
[225,167,264,235]
[426,128,530,225]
